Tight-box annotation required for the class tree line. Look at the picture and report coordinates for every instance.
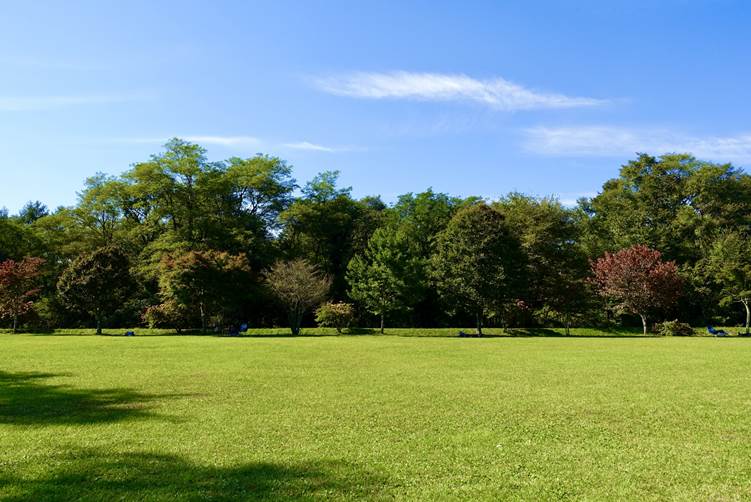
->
[1,138,750,334]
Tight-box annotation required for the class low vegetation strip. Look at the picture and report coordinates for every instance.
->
[1,335,750,500]
[0,326,740,337]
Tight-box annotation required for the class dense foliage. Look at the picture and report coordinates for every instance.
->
[2,140,751,332]
[57,247,134,335]
[591,245,682,334]
[314,302,355,333]
[432,204,524,335]
[0,257,45,332]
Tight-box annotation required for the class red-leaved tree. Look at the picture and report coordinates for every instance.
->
[591,245,681,335]
[0,257,45,332]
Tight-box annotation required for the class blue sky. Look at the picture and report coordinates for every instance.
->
[1,0,750,212]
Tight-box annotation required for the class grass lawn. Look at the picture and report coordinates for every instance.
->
[1,333,750,500]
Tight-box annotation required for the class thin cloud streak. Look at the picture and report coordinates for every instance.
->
[282,141,336,152]
[524,126,751,163]
[0,93,151,111]
[280,141,359,153]
[313,71,606,110]
[183,135,262,147]
[109,136,261,147]
[109,136,351,153]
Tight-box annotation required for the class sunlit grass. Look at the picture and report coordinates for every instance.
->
[1,334,750,499]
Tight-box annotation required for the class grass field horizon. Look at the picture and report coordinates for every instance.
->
[1,325,747,337]
[2,333,750,500]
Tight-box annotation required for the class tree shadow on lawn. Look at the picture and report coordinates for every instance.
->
[0,371,183,426]
[0,449,389,501]
[221,327,379,338]
[501,327,653,338]
[6,332,375,340]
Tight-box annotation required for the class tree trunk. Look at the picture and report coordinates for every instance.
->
[565,314,570,336]
[12,313,18,334]
[290,309,301,336]
[639,313,647,336]
[199,302,206,333]
[96,314,102,336]
[743,299,750,335]
[476,311,483,337]
[380,313,384,334]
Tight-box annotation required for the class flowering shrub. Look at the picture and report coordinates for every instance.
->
[315,302,355,333]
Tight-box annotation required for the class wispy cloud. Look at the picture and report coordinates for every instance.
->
[281,141,336,152]
[313,71,606,110]
[0,93,151,111]
[183,136,262,147]
[109,136,352,153]
[524,126,751,163]
[280,141,359,153]
[109,135,261,148]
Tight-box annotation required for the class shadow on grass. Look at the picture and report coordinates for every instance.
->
[5,328,700,339]
[0,450,389,501]
[9,330,208,337]
[501,327,654,338]
[0,371,180,426]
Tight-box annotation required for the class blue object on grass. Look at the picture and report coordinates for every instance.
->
[707,326,728,336]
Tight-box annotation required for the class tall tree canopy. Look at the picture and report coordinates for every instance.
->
[281,171,384,299]
[347,226,418,332]
[57,247,134,335]
[495,194,590,332]
[156,249,252,332]
[432,204,524,335]
[4,140,751,333]
[704,232,751,333]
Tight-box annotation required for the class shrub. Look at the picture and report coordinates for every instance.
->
[657,320,694,336]
[315,302,355,334]
[143,301,193,333]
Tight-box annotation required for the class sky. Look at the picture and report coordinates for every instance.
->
[1,0,750,213]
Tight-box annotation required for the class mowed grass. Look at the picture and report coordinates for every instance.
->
[1,334,750,500]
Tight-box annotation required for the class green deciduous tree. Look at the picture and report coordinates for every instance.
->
[57,247,134,335]
[495,194,591,333]
[432,204,523,335]
[705,232,751,333]
[155,249,251,332]
[73,173,126,246]
[579,154,751,324]
[386,189,471,326]
[17,201,49,224]
[0,216,44,262]
[143,299,192,333]
[347,226,418,333]
[281,171,383,299]
[224,155,296,230]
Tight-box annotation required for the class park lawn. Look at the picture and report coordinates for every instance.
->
[0,334,750,500]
